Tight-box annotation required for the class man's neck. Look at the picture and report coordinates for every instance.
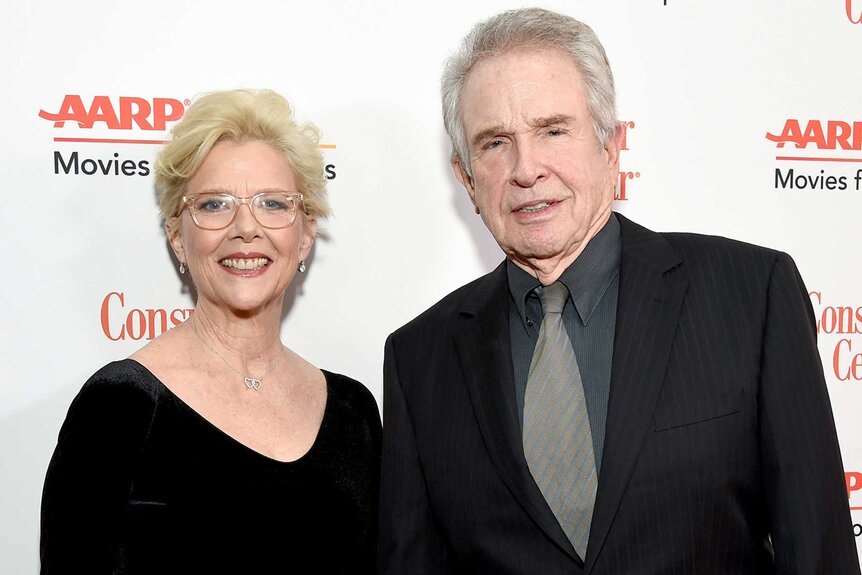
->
[509,212,612,285]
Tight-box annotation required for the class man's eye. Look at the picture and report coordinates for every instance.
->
[484,138,503,150]
[547,128,564,136]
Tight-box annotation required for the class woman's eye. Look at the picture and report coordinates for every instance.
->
[197,198,230,212]
[258,197,290,211]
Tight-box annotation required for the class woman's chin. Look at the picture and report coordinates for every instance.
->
[199,293,283,319]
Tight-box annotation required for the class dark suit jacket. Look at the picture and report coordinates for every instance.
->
[378,214,859,574]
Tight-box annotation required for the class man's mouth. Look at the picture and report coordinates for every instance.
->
[516,201,555,213]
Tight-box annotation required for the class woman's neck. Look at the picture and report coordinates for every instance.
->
[189,302,285,371]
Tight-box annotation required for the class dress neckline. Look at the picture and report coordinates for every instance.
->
[123,358,331,465]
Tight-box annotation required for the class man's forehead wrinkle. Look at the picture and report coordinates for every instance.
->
[464,65,583,150]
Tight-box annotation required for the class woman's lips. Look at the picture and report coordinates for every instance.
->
[219,257,270,271]
[218,253,272,276]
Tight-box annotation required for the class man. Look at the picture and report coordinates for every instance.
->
[378,8,859,574]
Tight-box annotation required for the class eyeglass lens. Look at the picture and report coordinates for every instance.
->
[190,193,298,229]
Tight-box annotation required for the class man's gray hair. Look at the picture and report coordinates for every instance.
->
[441,8,618,176]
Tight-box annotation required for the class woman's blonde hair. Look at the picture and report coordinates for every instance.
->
[156,89,330,227]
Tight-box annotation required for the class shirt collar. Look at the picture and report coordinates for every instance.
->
[507,213,621,330]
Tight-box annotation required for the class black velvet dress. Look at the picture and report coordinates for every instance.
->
[40,360,381,574]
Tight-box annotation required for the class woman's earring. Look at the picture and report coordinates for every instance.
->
[179,262,186,275]
[298,260,307,273]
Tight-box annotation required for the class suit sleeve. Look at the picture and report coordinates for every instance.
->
[378,334,453,574]
[758,253,860,574]
[40,370,157,574]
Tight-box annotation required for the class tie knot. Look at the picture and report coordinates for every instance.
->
[538,282,568,315]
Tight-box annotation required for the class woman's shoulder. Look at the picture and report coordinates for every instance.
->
[45,360,166,488]
[77,359,163,405]
[321,370,381,428]
[316,370,381,461]
[322,370,378,409]
[62,360,163,437]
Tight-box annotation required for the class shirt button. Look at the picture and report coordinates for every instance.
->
[526,318,534,327]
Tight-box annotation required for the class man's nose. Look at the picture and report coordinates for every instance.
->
[510,140,547,188]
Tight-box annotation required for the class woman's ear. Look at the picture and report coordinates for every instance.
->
[166,216,186,264]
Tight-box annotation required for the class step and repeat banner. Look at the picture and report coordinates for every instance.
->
[1,0,860,571]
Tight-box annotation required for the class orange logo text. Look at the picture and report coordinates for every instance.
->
[766,119,862,150]
[848,471,862,499]
[40,95,185,130]
[100,291,193,341]
[810,292,862,381]
[616,120,639,201]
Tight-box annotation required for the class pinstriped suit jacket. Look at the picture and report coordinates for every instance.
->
[378,214,859,574]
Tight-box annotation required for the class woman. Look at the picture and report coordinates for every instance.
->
[40,89,381,574]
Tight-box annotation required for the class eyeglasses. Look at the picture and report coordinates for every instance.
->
[182,192,305,230]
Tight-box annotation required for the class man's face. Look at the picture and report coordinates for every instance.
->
[453,48,621,272]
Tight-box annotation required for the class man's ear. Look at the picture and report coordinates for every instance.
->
[166,216,186,265]
[452,156,480,214]
[604,122,625,173]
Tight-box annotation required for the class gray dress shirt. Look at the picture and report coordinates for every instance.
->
[507,214,621,473]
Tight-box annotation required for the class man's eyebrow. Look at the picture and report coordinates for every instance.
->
[530,114,576,128]
[469,115,578,149]
[470,125,506,149]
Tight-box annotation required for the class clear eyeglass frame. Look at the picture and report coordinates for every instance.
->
[181,191,305,230]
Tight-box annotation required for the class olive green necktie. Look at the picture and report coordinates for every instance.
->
[523,281,597,559]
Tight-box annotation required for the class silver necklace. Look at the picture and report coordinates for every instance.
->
[190,322,283,391]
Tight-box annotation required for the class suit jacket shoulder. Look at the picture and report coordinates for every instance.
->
[620,213,782,269]
[390,263,507,345]
[618,214,804,315]
[663,228,785,273]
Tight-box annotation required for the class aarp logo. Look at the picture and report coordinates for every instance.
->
[766,119,862,151]
[39,94,187,144]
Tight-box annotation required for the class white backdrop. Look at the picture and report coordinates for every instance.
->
[2,1,861,571]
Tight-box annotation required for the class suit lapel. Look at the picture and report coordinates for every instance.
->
[585,214,688,573]
[454,262,581,563]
